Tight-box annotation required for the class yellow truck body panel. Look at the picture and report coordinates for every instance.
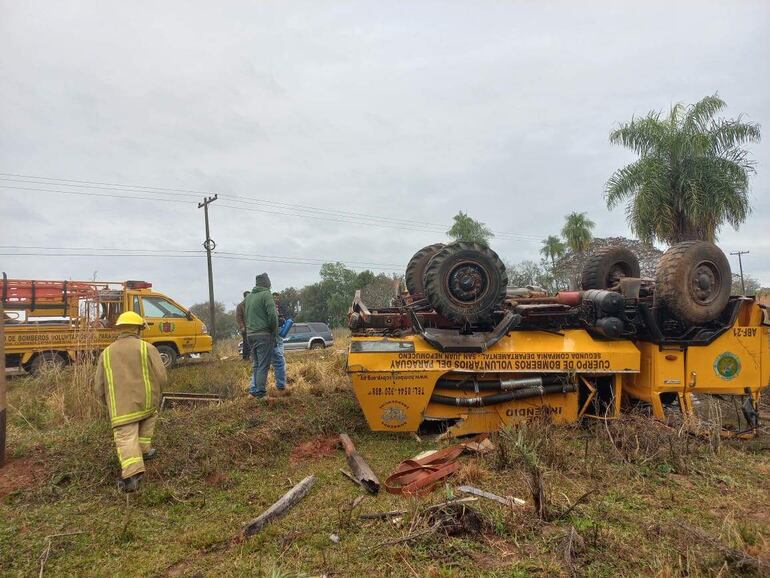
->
[348,301,769,436]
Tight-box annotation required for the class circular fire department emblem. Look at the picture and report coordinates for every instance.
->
[380,401,408,429]
[714,352,740,380]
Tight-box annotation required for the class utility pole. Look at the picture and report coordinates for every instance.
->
[730,250,750,295]
[198,194,218,341]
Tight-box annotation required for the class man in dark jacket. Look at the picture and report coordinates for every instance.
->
[244,273,278,398]
[235,291,249,360]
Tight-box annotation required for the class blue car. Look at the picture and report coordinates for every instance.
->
[283,322,334,350]
[238,322,334,355]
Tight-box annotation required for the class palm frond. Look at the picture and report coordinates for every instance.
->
[605,157,663,208]
[710,117,761,153]
[609,115,667,155]
[684,93,725,131]
[669,102,685,126]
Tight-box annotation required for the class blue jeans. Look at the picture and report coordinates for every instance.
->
[247,333,273,398]
[272,338,286,390]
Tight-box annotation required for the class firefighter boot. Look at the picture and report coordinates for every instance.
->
[117,473,144,493]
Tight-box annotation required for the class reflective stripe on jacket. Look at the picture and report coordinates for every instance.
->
[95,333,167,427]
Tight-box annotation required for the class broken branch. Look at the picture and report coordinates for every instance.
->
[677,521,770,573]
[557,489,596,519]
[241,475,316,539]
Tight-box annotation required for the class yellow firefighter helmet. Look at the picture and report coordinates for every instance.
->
[115,311,146,328]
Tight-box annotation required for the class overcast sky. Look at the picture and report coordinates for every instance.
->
[1,1,768,309]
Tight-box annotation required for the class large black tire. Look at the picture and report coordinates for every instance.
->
[581,246,641,290]
[29,351,67,375]
[423,242,508,324]
[405,243,445,296]
[655,241,731,324]
[156,344,178,368]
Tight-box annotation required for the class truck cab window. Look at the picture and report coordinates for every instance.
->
[141,297,188,319]
[133,296,141,314]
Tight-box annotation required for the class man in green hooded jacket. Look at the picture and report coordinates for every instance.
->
[244,272,279,398]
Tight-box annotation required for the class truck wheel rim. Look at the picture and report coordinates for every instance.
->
[160,352,172,366]
[446,261,489,304]
[607,263,631,286]
[689,260,721,305]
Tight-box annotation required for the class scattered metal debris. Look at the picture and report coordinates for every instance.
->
[460,436,495,455]
[384,444,464,496]
[339,468,364,489]
[160,391,222,410]
[339,433,380,494]
[458,485,525,507]
[360,497,478,520]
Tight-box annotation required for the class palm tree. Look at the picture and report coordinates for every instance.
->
[446,211,494,246]
[561,212,594,254]
[540,235,566,269]
[605,94,760,244]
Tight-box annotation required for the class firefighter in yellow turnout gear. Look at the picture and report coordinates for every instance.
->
[94,311,167,492]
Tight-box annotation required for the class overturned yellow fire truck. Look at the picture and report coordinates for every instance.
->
[347,241,768,437]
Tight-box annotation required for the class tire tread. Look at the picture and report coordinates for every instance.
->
[405,243,445,296]
[655,241,730,324]
[580,246,640,290]
[423,242,507,324]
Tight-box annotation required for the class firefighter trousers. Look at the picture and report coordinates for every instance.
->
[113,413,157,479]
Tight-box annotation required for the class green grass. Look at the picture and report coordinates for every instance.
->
[2,349,769,577]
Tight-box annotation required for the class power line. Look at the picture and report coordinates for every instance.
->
[0,185,191,205]
[0,184,449,234]
[0,173,544,237]
[215,203,453,234]
[0,172,209,194]
[216,252,402,267]
[0,251,402,271]
[0,245,202,253]
[0,245,403,267]
[0,176,449,230]
[0,183,457,235]
[0,172,543,241]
